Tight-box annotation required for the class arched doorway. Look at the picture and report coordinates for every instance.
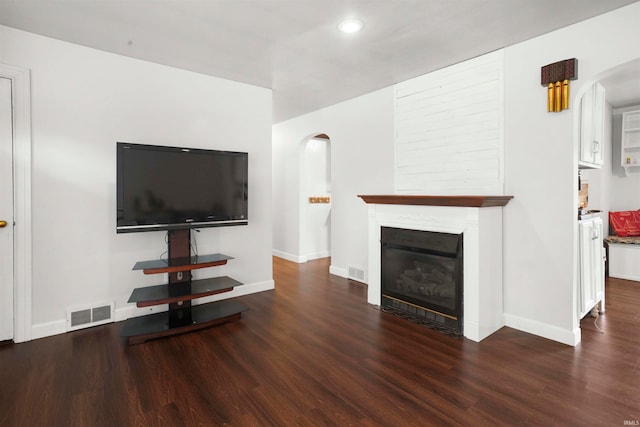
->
[572,58,640,335]
[299,133,331,261]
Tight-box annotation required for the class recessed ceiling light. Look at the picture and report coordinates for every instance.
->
[338,18,364,34]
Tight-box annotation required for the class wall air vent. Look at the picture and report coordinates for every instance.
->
[66,302,115,331]
[348,266,366,283]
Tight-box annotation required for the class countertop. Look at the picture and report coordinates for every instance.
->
[578,210,601,221]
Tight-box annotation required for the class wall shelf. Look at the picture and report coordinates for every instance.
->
[621,110,640,172]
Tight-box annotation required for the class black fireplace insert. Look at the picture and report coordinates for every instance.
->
[380,226,463,335]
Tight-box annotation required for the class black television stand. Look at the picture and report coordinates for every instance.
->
[121,229,247,344]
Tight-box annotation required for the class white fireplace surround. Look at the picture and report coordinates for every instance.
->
[362,196,510,342]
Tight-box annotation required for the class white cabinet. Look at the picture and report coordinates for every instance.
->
[621,109,640,174]
[579,82,606,168]
[578,217,605,319]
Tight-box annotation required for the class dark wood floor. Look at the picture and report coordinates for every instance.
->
[1,257,639,426]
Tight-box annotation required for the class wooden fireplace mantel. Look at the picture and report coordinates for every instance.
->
[358,195,513,207]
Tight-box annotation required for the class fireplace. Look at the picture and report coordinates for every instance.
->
[359,195,513,342]
[381,227,463,335]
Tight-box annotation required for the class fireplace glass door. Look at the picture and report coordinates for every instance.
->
[380,227,463,333]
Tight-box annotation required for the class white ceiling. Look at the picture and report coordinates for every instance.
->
[0,0,638,123]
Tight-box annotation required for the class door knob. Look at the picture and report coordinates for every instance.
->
[0,220,7,228]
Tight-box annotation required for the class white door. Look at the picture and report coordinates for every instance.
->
[0,76,14,341]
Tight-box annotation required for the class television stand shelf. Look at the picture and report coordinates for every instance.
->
[121,300,247,345]
[121,230,247,345]
[133,253,232,275]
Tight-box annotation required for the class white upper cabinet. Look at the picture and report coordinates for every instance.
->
[579,82,606,168]
[621,109,640,174]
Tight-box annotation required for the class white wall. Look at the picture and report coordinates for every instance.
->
[610,172,640,211]
[272,87,395,277]
[0,25,273,338]
[272,127,301,261]
[503,2,640,344]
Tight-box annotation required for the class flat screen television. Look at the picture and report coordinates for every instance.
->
[116,142,248,233]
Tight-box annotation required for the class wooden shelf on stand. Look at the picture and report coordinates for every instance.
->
[121,299,247,345]
[121,229,247,345]
[133,253,232,275]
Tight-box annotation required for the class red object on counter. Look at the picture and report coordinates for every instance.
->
[609,210,640,237]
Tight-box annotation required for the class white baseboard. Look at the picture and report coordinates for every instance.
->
[503,313,580,346]
[116,301,168,321]
[609,273,640,282]
[272,249,331,263]
[272,249,306,263]
[31,319,66,340]
[329,265,348,279]
[305,251,330,261]
[193,279,274,304]
[464,318,506,343]
[31,279,275,341]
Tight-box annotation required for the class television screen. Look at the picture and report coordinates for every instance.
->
[117,142,248,233]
